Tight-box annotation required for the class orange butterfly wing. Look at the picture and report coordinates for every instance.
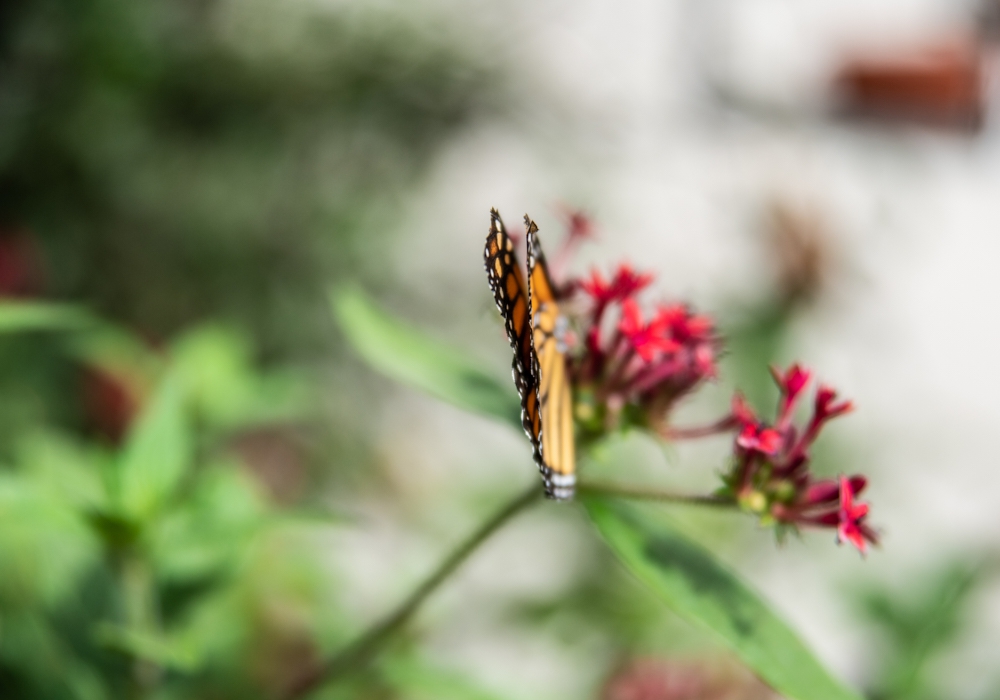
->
[526,216,576,500]
[484,209,543,475]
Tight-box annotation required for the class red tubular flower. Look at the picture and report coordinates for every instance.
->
[772,363,811,402]
[618,298,670,361]
[774,472,878,555]
[626,305,718,403]
[653,304,712,345]
[804,475,867,506]
[770,363,811,427]
[837,475,878,554]
[736,423,782,455]
[582,265,654,313]
[578,266,656,378]
[788,383,855,460]
[814,385,854,423]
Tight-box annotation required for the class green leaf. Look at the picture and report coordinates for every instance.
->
[148,464,267,584]
[0,477,100,608]
[117,372,192,522]
[171,324,309,432]
[93,623,199,672]
[68,321,163,386]
[16,430,111,512]
[585,498,863,700]
[0,610,110,700]
[0,302,95,333]
[331,286,520,427]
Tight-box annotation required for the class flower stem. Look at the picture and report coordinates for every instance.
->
[284,483,543,699]
[657,418,735,441]
[577,480,735,507]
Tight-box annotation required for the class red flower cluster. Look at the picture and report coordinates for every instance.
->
[566,263,718,436]
[724,364,877,553]
[543,211,876,553]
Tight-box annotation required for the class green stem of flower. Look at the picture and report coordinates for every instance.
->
[657,418,735,441]
[577,480,735,507]
[120,553,161,699]
[284,483,543,699]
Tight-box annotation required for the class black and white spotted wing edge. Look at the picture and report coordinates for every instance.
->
[483,208,545,476]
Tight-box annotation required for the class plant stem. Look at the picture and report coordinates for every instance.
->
[577,480,735,507]
[120,554,161,699]
[657,421,734,441]
[284,483,542,699]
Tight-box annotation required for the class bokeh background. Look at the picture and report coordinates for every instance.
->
[2,0,999,698]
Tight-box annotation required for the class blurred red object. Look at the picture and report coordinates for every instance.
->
[601,658,776,700]
[834,37,984,131]
[82,366,145,444]
[0,227,46,297]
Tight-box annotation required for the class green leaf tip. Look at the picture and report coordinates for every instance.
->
[117,372,192,523]
[330,286,520,428]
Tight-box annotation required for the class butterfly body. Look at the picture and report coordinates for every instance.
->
[484,209,576,500]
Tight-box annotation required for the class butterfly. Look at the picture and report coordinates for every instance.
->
[484,208,576,500]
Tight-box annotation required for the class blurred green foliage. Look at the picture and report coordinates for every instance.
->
[855,557,1000,700]
[0,310,345,699]
[0,0,511,694]
[0,0,499,358]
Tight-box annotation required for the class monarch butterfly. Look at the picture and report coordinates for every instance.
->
[484,208,576,500]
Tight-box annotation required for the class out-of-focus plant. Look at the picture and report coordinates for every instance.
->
[853,557,1000,700]
[313,209,879,700]
[0,0,501,359]
[0,302,354,700]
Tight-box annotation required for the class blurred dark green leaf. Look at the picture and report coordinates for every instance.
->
[0,302,95,334]
[117,372,191,522]
[586,498,863,700]
[0,610,110,700]
[331,286,520,428]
